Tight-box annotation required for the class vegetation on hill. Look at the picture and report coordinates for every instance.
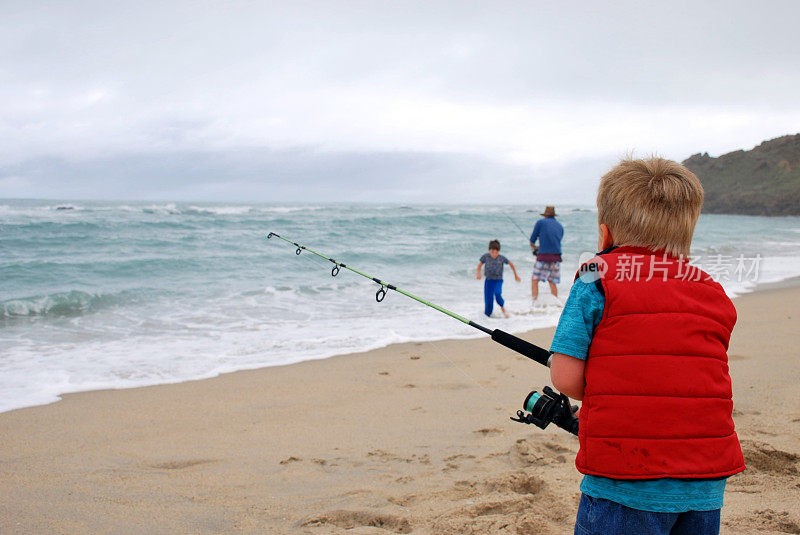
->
[682,134,800,216]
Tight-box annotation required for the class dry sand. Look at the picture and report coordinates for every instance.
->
[1,286,799,534]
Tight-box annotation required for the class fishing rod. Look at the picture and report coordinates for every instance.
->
[267,232,552,368]
[503,213,538,256]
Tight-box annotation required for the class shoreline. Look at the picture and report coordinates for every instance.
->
[2,273,798,417]
[2,282,799,532]
[751,273,800,291]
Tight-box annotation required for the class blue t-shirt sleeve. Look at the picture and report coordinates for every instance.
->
[479,253,488,264]
[501,255,509,264]
[549,278,605,359]
[530,220,541,244]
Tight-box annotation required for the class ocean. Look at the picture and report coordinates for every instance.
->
[2,200,799,413]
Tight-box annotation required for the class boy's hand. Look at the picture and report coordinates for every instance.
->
[476,274,481,280]
[515,275,521,282]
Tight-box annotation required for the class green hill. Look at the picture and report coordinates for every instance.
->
[682,134,800,216]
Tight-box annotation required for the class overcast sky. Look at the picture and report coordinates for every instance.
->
[1,0,799,203]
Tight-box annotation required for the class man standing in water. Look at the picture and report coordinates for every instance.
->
[530,205,564,302]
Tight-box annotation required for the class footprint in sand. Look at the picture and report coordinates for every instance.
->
[368,450,431,465]
[483,471,545,495]
[542,442,572,454]
[511,438,570,465]
[428,468,570,534]
[442,382,471,390]
[431,496,555,533]
[302,510,412,533]
[474,428,503,437]
[388,494,418,506]
[733,408,762,416]
[149,459,217,470]
[726,509,800,534]
[443,454,476,462]
[440,471,546,508]
[432,511,550,535]
[467,497,533,516]
[741,440,799,475]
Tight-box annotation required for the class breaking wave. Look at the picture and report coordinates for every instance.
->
[1,290,119,319]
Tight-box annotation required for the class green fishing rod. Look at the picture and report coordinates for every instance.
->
[267,232,552,368]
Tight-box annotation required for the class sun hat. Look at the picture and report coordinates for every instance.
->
[540,206,557,217]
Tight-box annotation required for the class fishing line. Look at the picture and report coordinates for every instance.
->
[503,213,530,240]
[503,212,538,256]
[267,232,552,368]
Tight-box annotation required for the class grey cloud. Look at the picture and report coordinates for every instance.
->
[4,1,798,106]
[1,1,797,201]
[0,148,610,204]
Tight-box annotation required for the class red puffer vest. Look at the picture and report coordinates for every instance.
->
[575,246,745,479]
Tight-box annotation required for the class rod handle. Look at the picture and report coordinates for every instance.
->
[491,329,552,367]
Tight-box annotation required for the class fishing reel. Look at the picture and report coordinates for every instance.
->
[511,385,579,436]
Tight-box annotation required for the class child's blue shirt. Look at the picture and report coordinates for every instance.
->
[550,277,727,513]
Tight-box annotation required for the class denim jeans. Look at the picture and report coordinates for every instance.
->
[575,494,721,535]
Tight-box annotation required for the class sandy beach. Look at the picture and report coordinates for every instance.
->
[1,285,799,534]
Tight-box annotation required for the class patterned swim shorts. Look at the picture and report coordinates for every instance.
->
[532,261,561,283]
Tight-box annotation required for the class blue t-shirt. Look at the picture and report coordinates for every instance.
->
[479,253,509,280]
[529,217,564,254]
[550,278,727,513]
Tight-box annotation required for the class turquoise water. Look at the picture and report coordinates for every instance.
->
[2,200,799,412]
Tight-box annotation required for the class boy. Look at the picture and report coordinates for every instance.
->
[549,158,745,535]
[477,239,521,317]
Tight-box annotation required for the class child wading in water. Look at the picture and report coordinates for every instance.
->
[477,239,521,317]
[549,158,745,535]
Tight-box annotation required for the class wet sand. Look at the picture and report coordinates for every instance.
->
[1,286,799,534]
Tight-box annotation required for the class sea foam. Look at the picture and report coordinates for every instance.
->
[1,200,799,413]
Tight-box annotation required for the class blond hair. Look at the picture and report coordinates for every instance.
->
[597,157,703,257]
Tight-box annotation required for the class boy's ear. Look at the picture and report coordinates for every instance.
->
[599,224,614,250]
